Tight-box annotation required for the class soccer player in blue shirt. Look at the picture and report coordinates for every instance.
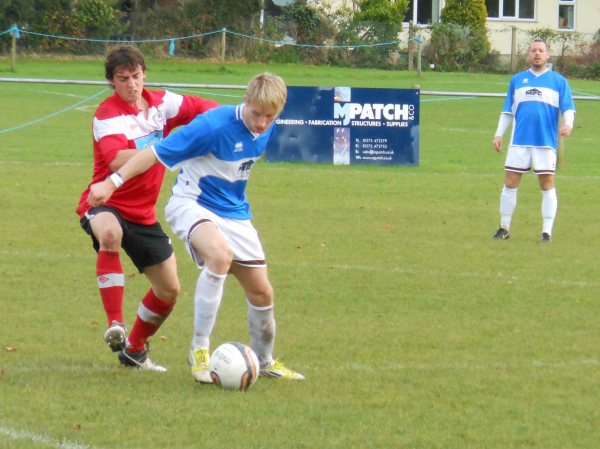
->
[492,39,575,242]
[87,72,304,382]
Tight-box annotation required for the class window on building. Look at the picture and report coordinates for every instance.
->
[518,0,534,18]
[404,0,434,24]
[485,0,535,19]
[486,0,499,17]
[558,1,575,29]
[503,0,515,17]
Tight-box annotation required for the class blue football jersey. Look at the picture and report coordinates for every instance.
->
[502,69,575,151]
[153,104,274,219]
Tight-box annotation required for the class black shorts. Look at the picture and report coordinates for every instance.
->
[80,206,173,273]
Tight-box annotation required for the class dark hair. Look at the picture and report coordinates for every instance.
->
[104,45,147,81]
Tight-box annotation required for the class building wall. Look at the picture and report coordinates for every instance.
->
[320,0,598,56]
[486,1,599,55]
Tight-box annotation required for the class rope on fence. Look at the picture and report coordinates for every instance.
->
[1,25,407,49]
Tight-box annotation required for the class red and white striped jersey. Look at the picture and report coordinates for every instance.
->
[77,88,217,224]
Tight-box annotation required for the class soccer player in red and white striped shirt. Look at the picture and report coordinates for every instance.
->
[76,45,217,371]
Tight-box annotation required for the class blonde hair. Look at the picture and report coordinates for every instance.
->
[245,72,287,114]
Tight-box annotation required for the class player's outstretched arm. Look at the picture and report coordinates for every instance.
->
[87,147,159,207]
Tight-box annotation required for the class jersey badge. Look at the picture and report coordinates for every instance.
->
[238,159,255,177]
[234,142,244,152]
[525,88,543,97]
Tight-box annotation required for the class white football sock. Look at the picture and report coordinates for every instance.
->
[247,301,276,367]
[500,186,518,230]
[191,267,226,350]
[541,188,557,235]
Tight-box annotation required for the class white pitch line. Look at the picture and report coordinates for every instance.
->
[272,260,600,288]
[0,248,598,288]
[0,424,104,449]
[0,160,87,167]
[307,358,600,372]
[31,89,91,99]
[6,366,117,375]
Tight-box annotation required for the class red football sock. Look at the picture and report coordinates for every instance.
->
[96,250,124,326]
[127,289,175,352]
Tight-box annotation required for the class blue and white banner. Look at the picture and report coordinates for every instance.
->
[265,86,419,166]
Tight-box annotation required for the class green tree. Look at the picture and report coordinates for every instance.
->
[181,0,261,33]
[442,0,487,29]
[271,0,334,64]
[0,0,75,52]
[432,0,491,68]
[73,0,121,37]
[334,0,408,68]
[0,0,37,29]
[282,0,332,44]
[355,0,407,25]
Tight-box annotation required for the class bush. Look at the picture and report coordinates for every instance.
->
[441,0,490,57]
[571,39,600,79]
[479,49,508,73]
[423,22,472,71]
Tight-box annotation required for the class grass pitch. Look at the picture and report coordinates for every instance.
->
[1,57,600,449]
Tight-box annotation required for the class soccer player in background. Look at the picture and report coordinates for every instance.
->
[87,72,305,381]
[491,39,575,242]
[76,45,217,371]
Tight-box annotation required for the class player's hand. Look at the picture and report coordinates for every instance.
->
[492,136,503,152]
[559,123,572,137]
[87,180,116,207]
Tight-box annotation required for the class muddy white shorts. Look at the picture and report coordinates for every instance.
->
[165,196,266,268]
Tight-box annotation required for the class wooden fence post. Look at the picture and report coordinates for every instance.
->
[10,26,17,72]
[511,25,517,72]
[221,28,227,67]
[417,40,422,76]
[408,21,414,72]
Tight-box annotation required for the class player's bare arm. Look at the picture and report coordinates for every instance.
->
[87,147,159,207]
[108,149,141,171]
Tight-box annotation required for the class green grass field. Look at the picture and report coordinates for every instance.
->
[1,57,600,449]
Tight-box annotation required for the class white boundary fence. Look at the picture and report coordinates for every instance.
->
[0,77,598,101]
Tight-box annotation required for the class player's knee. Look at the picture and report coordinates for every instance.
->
[206,246,233,274]
[97,227,122,249]
[250,283,274,307]
[156,281,180,302]
[539,176,555,190]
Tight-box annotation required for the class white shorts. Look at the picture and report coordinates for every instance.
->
[165,196,266,268]
[505,146,556,175]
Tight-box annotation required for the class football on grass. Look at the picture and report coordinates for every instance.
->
[209,342,260,391]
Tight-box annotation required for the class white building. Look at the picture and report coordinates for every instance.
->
[404,0,599,55]
[316,0,599,55]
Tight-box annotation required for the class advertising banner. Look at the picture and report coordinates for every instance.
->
[265,86,419,166]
